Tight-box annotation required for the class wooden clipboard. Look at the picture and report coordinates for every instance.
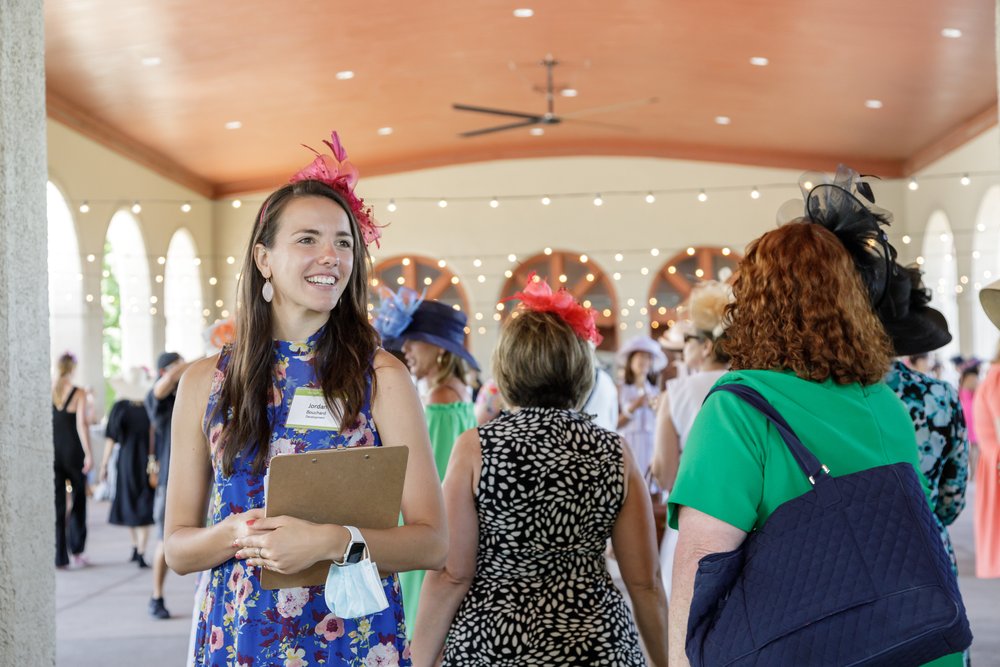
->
[260,445,408,590]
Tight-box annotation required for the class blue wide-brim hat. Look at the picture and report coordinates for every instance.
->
[382,300,480,371]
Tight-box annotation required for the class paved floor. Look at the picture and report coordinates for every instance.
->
[57,488,1000,666]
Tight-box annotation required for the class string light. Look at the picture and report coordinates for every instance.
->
[131,201,142,214]
[750,187,761,200]
[593,194,603,206]
[645,192,656,204]
[908,178,919,191]
[181,202,192,213]
[960,174,971,186]
[697,190,708,202]
[386,199,397,212]
[541,196,551,206]
[79,201,90,213]
[489,197,499,208]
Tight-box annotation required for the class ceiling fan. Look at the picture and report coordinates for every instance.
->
[453,55,658,138]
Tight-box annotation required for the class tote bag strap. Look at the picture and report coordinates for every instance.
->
[708,383,830,485]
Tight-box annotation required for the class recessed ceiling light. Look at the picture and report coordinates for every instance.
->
[560,88,578,97]
[714,116,731,125]
[529,127,544,136]
[749,56,769,67]
[225,120,243,130]
[335,70,355,80]
[513,8,534,18]
[864,99,883,109]
[141,56,162,67]
[377,126,393,136]
[941,28,962,39]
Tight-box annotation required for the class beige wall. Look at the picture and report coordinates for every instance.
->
[52,120,1000,381]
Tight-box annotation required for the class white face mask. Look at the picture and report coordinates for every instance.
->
[324,551,389,619]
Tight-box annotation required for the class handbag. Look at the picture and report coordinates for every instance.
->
[146,455,159,489]
[686,383,972,667]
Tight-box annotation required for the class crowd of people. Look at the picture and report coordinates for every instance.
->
[50,132,1000,666]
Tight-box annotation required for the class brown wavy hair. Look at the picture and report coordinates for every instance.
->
[213,180,379,476]
[723,221,892,385]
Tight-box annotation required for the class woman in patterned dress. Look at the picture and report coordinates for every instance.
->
[164,133,446,667]
[411,277,669,666]
[880,265,969,574]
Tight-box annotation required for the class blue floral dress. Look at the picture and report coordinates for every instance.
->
[885,360,970,573]
[192,330,410,667]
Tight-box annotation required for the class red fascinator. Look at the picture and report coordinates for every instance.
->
[505,272,603,345]
[289,131,383,248]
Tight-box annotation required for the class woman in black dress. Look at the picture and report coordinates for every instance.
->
[100,370,155,567]
[52,352,94,568]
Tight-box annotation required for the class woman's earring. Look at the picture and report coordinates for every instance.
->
[262,279,274,303]
[436,353,445,367]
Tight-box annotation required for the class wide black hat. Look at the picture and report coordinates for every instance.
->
[879,264,952,357]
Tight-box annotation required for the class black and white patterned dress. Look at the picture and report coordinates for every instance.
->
[443,407,646,666]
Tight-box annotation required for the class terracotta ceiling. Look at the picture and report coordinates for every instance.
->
[45,0,998,198]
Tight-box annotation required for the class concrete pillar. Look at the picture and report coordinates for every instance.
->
[0,0,55,664]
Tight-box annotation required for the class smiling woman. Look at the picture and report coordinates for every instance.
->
[162,132,446,667]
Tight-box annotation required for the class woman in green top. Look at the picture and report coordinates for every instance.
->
[667,188,962,665]
[376,296,479,633]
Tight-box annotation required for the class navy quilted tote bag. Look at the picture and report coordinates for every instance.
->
[686,384,972,666]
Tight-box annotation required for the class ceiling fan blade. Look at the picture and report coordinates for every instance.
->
[459,119,540,138]
[453,103,541,121]
[560,97,660,119]
[561,118,640,133]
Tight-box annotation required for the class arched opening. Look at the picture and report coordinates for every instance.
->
[972,186,1000,362]
[104,211,153,390]
[498,250,618,351]
[164,228,205,359]
[371,255,470,313]
[46,181,85,378]
[648,245,741,333]
[920,211,960,380]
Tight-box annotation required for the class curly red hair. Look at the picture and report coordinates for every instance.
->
[723,222,892,385]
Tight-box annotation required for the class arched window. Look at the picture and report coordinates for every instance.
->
[498,250,618,350]
[46,181,85,376]
[105,211,153,379]
[973,187,1000,361]
[648,246,740,331]
[164,228,205,359]
[921,212,960,378]
[372,255,470,313]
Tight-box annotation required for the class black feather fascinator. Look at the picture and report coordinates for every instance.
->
[777,165,899,310]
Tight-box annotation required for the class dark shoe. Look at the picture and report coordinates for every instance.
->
[130,547,140,562]
[136,554,149,569]
[148,597,170,619]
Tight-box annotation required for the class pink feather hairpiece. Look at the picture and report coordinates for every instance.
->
[284,131,384,248]
[503,272,603,345]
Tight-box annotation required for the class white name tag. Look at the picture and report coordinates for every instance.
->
[286,388,340,431]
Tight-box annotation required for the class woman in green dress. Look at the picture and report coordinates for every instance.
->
[375,294,479,631]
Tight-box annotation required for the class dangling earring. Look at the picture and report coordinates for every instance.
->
[262,278,274,303]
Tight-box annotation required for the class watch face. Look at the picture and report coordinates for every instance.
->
[346,542,366,564]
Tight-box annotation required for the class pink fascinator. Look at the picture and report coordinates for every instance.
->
[290,131,383,248]
[504,272,603,345]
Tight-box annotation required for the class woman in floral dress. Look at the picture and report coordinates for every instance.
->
[164,132,446,667]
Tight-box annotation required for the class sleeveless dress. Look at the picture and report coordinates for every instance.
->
[658,369,728,598]
[973,363,1000,578]
[399,400,476,633]
[191,331,410,667]
[53,386,87,566]
[443,407,645,666]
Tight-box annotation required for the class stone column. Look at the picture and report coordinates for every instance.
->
[0,0,54,664]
